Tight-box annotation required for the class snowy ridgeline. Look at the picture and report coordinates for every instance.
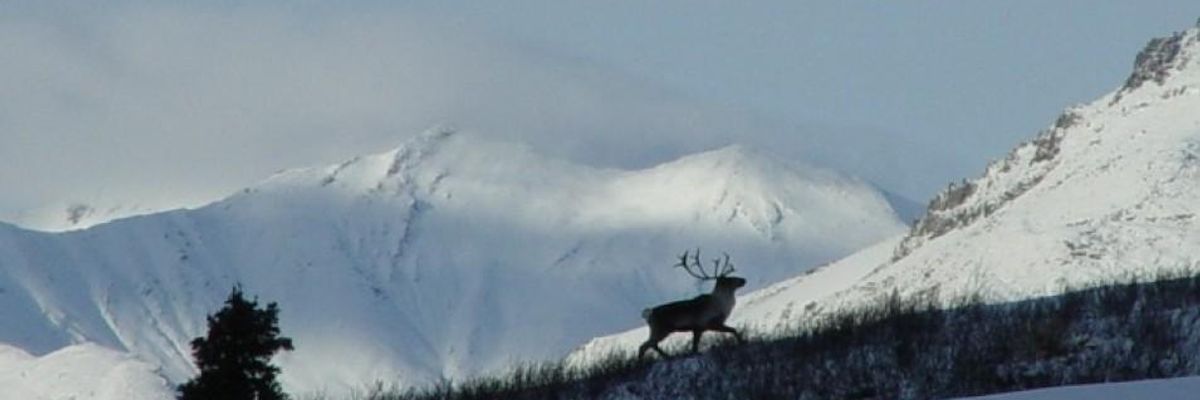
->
[7,202,170,233]
[0,127,906,397]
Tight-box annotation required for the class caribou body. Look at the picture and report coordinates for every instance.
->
[638,250,747,359]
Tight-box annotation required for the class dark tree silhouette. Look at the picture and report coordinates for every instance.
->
[178,285,294,400]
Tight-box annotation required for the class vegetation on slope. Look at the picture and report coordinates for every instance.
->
[328,269,1200,400]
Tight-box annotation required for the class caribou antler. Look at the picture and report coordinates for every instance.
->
[674,249,736,280]
[674,249,707,280]
[711,252,735,278]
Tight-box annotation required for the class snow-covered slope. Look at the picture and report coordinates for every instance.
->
[812,22,1200,311]
[0,343,171,400]
[574,22,1200,365]
[0,129,904,395]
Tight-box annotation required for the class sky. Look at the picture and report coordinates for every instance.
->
[3,2,1200,221]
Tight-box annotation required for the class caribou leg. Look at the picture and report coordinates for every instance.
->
[638,328,670,359]
[714,324,745,344]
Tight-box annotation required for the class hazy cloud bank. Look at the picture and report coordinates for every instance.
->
[0,3,775,217]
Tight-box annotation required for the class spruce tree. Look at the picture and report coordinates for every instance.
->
[178,286,294,400]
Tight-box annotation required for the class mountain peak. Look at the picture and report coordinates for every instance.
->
[654,144,822,184]
[702,143,753,159]
[384,125,459,177]
[1115,25,1200,101]
[250,126,470,195]
[871,21,1200,299]
[686,143,770,164]
[898,22,1200,259]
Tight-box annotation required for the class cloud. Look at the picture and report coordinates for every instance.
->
[0,3,766,216]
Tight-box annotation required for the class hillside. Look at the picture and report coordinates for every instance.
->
[575,21,1200,365]
[389,272,1200,399]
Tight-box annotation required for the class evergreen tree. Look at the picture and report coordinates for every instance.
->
[178,285,294,400]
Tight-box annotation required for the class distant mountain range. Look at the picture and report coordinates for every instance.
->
[0,128,905,397]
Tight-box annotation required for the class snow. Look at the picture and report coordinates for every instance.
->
[573,24,1200,374]
[0,343,172,400]
[810,25,1200,310]
[0,128,905,396]
[6,201,170,232]
[957,376,1200,400]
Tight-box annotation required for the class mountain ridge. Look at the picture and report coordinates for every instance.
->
[0,129,905,396]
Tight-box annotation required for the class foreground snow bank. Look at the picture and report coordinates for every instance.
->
[959,376,1200,400]
[0,342,172,400]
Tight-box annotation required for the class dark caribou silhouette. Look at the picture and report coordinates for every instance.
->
[638,249,746,359]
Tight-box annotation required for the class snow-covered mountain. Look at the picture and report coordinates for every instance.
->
[816,21,1200,310]
[0,128,905,397]
[575,22,1200,366]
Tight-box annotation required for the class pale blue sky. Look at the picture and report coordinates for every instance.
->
[388,1,1200,197]
[3,2,1199,216]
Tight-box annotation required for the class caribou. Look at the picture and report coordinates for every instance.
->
[638,249,746,359]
